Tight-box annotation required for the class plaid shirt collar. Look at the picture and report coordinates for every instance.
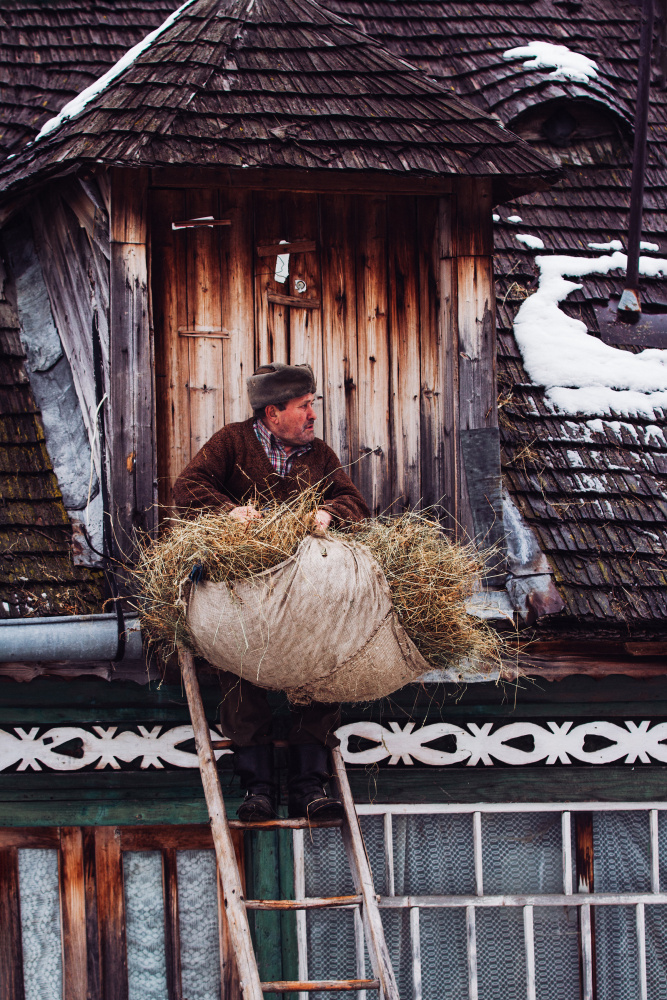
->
[254,418,312,477]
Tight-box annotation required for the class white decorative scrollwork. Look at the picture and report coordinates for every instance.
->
[0,725,230,772]
[336,720,667,767]
[1,720,666,772]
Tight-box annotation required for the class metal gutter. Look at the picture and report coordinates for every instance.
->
[0,613,142,662]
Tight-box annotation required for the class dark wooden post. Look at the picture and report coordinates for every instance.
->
[454,177,505,575]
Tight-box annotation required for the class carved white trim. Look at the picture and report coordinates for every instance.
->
[0,725,230,772]
[336,720,667,767]
[0,720,665,772]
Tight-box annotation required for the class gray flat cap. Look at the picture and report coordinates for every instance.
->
[247,362,316,410]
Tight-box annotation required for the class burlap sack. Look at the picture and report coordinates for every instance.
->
[185,534,430,703]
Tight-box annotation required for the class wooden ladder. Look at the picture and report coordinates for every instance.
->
[179,649,400,999]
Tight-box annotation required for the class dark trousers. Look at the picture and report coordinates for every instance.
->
[215,668,341,748]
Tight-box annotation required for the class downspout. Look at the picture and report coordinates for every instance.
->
[0,613,142,662]
[618,0,655,320]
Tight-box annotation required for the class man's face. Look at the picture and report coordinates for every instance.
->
[265,393,317,448]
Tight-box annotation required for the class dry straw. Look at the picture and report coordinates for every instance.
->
[133,488,506,678]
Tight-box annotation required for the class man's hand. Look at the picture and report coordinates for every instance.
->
[229,505,262,523]
[314,509,332,531]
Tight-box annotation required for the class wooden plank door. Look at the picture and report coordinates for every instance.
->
[152,188,254,512]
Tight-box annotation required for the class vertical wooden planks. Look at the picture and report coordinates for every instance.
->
[0,846,25,1000]
[220,188,255,425]
[284,193,324,431]
[454,177,493,259]
[82,827,101,1000]
[320,193,358,475]
[110,167,155,546]
[95,826,128,1000]
[355,195,390,516]
[456,254,497,434]
[185,189,226,459]
[151,187,190,512]
[254,191,289,366]
[454,177,500,548]
[418,196,452,517]
[247,828,283,985]
[387,195,420,512]
[434,197,459,534]
[60,827,88,1000]
[162,848,182,1000]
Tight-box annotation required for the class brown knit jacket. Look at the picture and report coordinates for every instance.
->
[173,418,370,524]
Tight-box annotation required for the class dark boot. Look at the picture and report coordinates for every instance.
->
[234,745,277,822]
[288,744,344,821]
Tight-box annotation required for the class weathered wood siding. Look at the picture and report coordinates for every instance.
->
[109,168,156,548]
[150,179,497,533]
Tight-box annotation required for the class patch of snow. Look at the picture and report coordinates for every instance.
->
[515,233,545,250]
[589,239,660,253]
[512,251,667,417]
[507,215,523,223]
[645,424,666,445]
[588,240,623,251]
[566,449,584,467]
[34,0,198,142]
[493,214,500,222]
[575,472,608,491]
[503,40,598,83]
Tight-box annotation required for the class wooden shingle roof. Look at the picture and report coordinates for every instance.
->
[0,0,556,194]
[323,0,667,636]
[0,1,177,156]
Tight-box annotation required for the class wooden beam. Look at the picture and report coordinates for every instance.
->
[246,894,363,910]
[151,166,454,197]
[162,848,183,1000]
[82,828,101,1000]
[257,240,316,256]
[0,827,60,848]
[260,980,380,993]
[110,165,155,548]
[111,168,148,244]
[60,827,88,1000]
[121,824,214,851]
[94,827,128,1000]
[387,194,420,513]
[0,846,24,1000]
[453,178,493,257]
[267,292,321,309]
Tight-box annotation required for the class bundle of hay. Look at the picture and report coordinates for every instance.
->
[133,491,506,699]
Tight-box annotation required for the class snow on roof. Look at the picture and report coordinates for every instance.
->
[515,233,545,249]
[588,239,661,252]
[512,251,667,418]
[503,41,598,83]
[33,0,198,142]
[507,215,523,223]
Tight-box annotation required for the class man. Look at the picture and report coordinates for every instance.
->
[173,362,370,821]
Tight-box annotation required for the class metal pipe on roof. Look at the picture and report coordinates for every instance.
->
[618,0,655,320]
[0,613,142,662]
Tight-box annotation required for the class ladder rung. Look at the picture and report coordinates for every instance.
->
[261,979,380,993]
[246,894,363,911]
[228,817,343,830]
